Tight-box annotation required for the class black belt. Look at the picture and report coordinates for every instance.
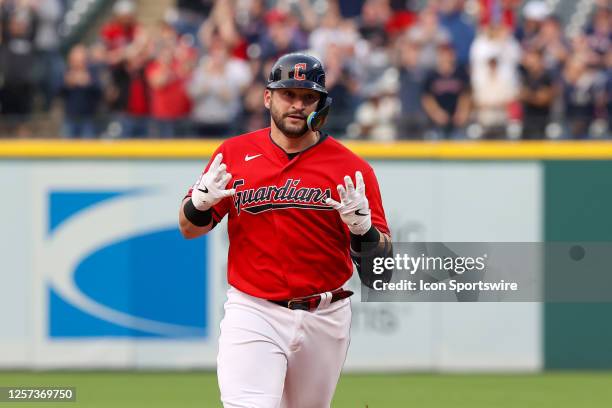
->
[269,288,354,311]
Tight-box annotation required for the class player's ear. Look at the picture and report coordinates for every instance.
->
[264,89,271,110]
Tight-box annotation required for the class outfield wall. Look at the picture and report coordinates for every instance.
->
[0,140,610,371]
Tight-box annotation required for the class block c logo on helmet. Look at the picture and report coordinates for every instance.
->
[294,63,306,80]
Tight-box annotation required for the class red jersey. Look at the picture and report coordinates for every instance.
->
[146,61,191,119]
[186,128,390,300]
[126,72,149,116]
[100,21,138,50]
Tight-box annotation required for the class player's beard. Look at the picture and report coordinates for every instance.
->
[270,100,309,138]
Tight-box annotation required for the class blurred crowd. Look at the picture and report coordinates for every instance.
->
[0,0,610,140]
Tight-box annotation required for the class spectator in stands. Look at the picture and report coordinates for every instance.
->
[100,0,151,138]
[337,0,366,19]
[353,67,401,141]
[351,0,394,97]
[60,44,102,139]
[570,33,602,69]
[438,0,476,68]
[292,0,319,35]
[396,33,427,138]
[173,0,215,39]
[422,44,471,139]
[146,23,196,138]
[216,0,268,83]
[235,0,267,56]
[34,0,63,112]
[308,1,359,61]
[385,0,417,37]
[479,0,520,28]
[406,7,450,71]
[606,50,612,134]
[88,41,111,80]
[355,0,392,44]
[353,1,394,100]
[472,53,519,139]
[199,0,243,58]
[585,7,610,67]
[519,48,553,139]
[100,0,140,65]
[471,23,521,79]
[562,55,607,139]
[258,9,305,61]
[529,16,570,76]
[470,23,521,137]
[0,1,38,137]
[240,80,268,134]
[516,0,550,48]
[385,0,415,38]
[188,39,251,137]
[322,43,359,136]
[0,0,607,141]
[109,36,153,138]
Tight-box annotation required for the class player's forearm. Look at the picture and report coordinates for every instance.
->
[178,198,214,239]
[325,171,392,287]
[350,226,393,288]
[350,227,387,249]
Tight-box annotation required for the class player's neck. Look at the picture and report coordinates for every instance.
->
[270,126,319,154]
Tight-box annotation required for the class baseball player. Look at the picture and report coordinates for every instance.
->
[179,53,392,408]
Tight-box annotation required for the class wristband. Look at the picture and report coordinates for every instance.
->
[184,199,213,227]
[350,225,381,252]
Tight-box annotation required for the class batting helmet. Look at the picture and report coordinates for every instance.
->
[267,53,332,132]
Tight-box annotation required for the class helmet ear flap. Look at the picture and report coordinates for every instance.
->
[307,97,332,132]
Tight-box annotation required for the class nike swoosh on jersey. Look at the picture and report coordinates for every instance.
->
[245,154,262,162]
[355,209,369,216]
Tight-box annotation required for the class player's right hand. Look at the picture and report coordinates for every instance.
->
[191,153,235,211]
[325,171,372,236]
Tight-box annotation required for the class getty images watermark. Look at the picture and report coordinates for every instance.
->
[372,252,518,293]
[360,242,612,302]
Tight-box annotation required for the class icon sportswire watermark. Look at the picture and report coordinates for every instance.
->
[359,242,612,302]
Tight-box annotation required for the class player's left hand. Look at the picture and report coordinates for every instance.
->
[325,171,372,235]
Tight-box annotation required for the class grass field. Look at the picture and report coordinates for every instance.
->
[1,371,611,407]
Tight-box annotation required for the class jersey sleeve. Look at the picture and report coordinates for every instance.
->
[184,144,231,223]
[363,167,390,236]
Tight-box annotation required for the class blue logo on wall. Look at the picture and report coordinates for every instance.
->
[47,190,207,338]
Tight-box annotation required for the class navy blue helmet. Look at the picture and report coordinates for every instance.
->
[267,53,332,131]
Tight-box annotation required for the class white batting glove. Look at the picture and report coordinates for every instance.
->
[325,171,372,236]
[191,153,235,211]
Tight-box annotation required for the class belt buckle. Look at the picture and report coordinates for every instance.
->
[287,298,311,311]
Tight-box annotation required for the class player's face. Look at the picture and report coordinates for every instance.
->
[268,88,320,138]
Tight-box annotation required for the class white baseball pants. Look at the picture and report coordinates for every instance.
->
[217,286,352,408]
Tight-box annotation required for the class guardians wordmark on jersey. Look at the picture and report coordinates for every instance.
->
[186,128,389,299]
